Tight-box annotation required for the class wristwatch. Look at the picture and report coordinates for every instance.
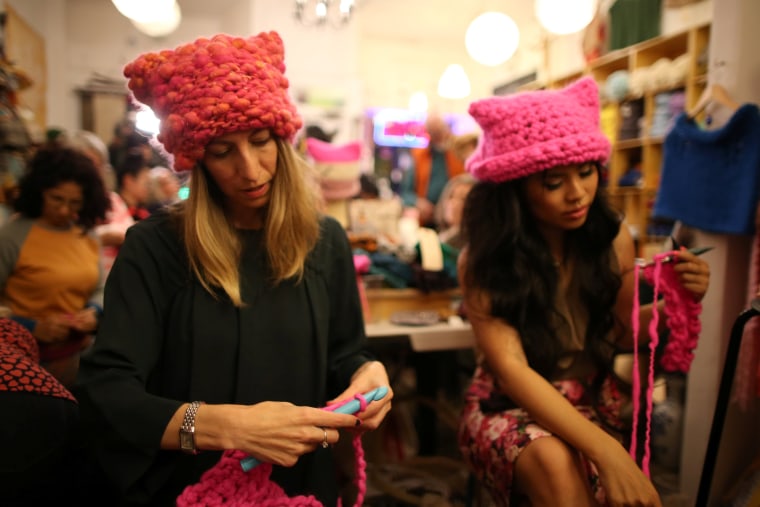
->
[179,401,204,455]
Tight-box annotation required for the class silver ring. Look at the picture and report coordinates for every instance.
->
[321,427,329,449]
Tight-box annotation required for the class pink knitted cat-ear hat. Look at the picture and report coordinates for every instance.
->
[466,76,611,183]
[123,31,303,172]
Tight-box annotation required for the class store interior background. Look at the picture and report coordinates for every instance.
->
[5,0,760,504]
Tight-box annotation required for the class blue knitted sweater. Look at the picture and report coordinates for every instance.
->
[654,104,760,235]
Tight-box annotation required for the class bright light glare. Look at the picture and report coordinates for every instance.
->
[408,92,429,113]
[135,108,161,136]
[465,12,520,66]
[535,0,598,35]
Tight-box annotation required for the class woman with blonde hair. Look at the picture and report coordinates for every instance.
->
[75,31,392,505]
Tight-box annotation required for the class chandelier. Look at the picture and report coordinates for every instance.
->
[294,0,357,27]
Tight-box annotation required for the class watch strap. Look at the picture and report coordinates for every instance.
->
[180,401,203,454]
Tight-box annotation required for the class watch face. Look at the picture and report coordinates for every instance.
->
[180,430,195,451]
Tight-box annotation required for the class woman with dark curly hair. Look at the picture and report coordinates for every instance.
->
[456,78,710,507]
[0,145,110,386]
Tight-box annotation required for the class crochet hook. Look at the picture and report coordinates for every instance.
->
[240,386,390,472]
[635,246,714,267]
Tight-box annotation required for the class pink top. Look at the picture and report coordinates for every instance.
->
[96,192,135,275]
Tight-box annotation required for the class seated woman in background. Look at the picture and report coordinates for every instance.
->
[0,145,110,386]
[457,78,710,506]
[434,173,475,250]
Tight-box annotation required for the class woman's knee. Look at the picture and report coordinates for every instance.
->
[514,436,591,501]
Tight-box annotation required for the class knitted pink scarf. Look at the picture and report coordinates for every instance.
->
[629,251,702,476]
[177,398,370,506]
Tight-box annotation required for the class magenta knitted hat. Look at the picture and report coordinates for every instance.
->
[123,31,302,172]
[466,77,610,183]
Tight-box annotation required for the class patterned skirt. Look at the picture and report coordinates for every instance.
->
[457,365,629,506]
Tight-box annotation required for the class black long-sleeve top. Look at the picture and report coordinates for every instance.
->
[75,210,372,506]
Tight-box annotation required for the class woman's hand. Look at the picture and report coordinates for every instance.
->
[34,314,72,342]
[227,402,363,468]
[69,307,98,333]
[327,360,393,431]
[594,440,663,507]
[673,248,710,301]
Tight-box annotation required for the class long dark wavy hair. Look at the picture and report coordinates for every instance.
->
[461,165,622,378]
[14,145,110,231]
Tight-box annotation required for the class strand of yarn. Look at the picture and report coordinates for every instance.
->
[641,257,663,477]
[643,258,702,374]
[347,394,369,507]
[629,263,642,463]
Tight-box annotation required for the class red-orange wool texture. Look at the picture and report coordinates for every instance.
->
[123,31,303,171]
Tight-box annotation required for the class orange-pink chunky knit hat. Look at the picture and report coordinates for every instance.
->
[466,77,610,183]
[123,31,302,172]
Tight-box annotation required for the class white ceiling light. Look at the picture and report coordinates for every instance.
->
[130,1,182,38]
[465,12,520,66]
[408,91,429,113]
[437,64,471,99]
[535,0,598,35]
[112,0,175,24]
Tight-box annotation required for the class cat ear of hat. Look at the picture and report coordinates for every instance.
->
[466,77,611,183]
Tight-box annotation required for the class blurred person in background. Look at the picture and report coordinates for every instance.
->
[400,113,465,227]
[0,145,109,386]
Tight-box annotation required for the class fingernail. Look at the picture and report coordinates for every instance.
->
[355,418,361,427]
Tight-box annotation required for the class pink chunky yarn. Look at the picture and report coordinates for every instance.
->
[465,77,611,183]
[177,393,371,507]
[123,32,302,172]
[629,251,702,476]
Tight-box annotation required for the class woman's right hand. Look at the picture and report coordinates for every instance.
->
[594,440,663,507]
[33,314,72,342]
[225,401,362,467]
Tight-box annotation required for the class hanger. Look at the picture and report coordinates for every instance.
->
[688,83,740,119]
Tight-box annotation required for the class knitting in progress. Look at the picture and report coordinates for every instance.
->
[629,250,703,476]
[177,392,375,507]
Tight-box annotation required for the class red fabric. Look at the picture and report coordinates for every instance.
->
[0,318,75,402]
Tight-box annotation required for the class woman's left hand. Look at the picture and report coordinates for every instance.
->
[327,360,393,431]
[69,307,98,333]
[674,248,710,302]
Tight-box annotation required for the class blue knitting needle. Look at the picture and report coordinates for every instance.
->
[240,386,389,472]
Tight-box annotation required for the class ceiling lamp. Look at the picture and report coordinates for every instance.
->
[437,64,471,100]
[294,0,357,28]
[111,0,181,37]
[131,2,182,38]
[465,12,520,66]
[535,0,598,35]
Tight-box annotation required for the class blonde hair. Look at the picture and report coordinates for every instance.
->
[175,138,321,306]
